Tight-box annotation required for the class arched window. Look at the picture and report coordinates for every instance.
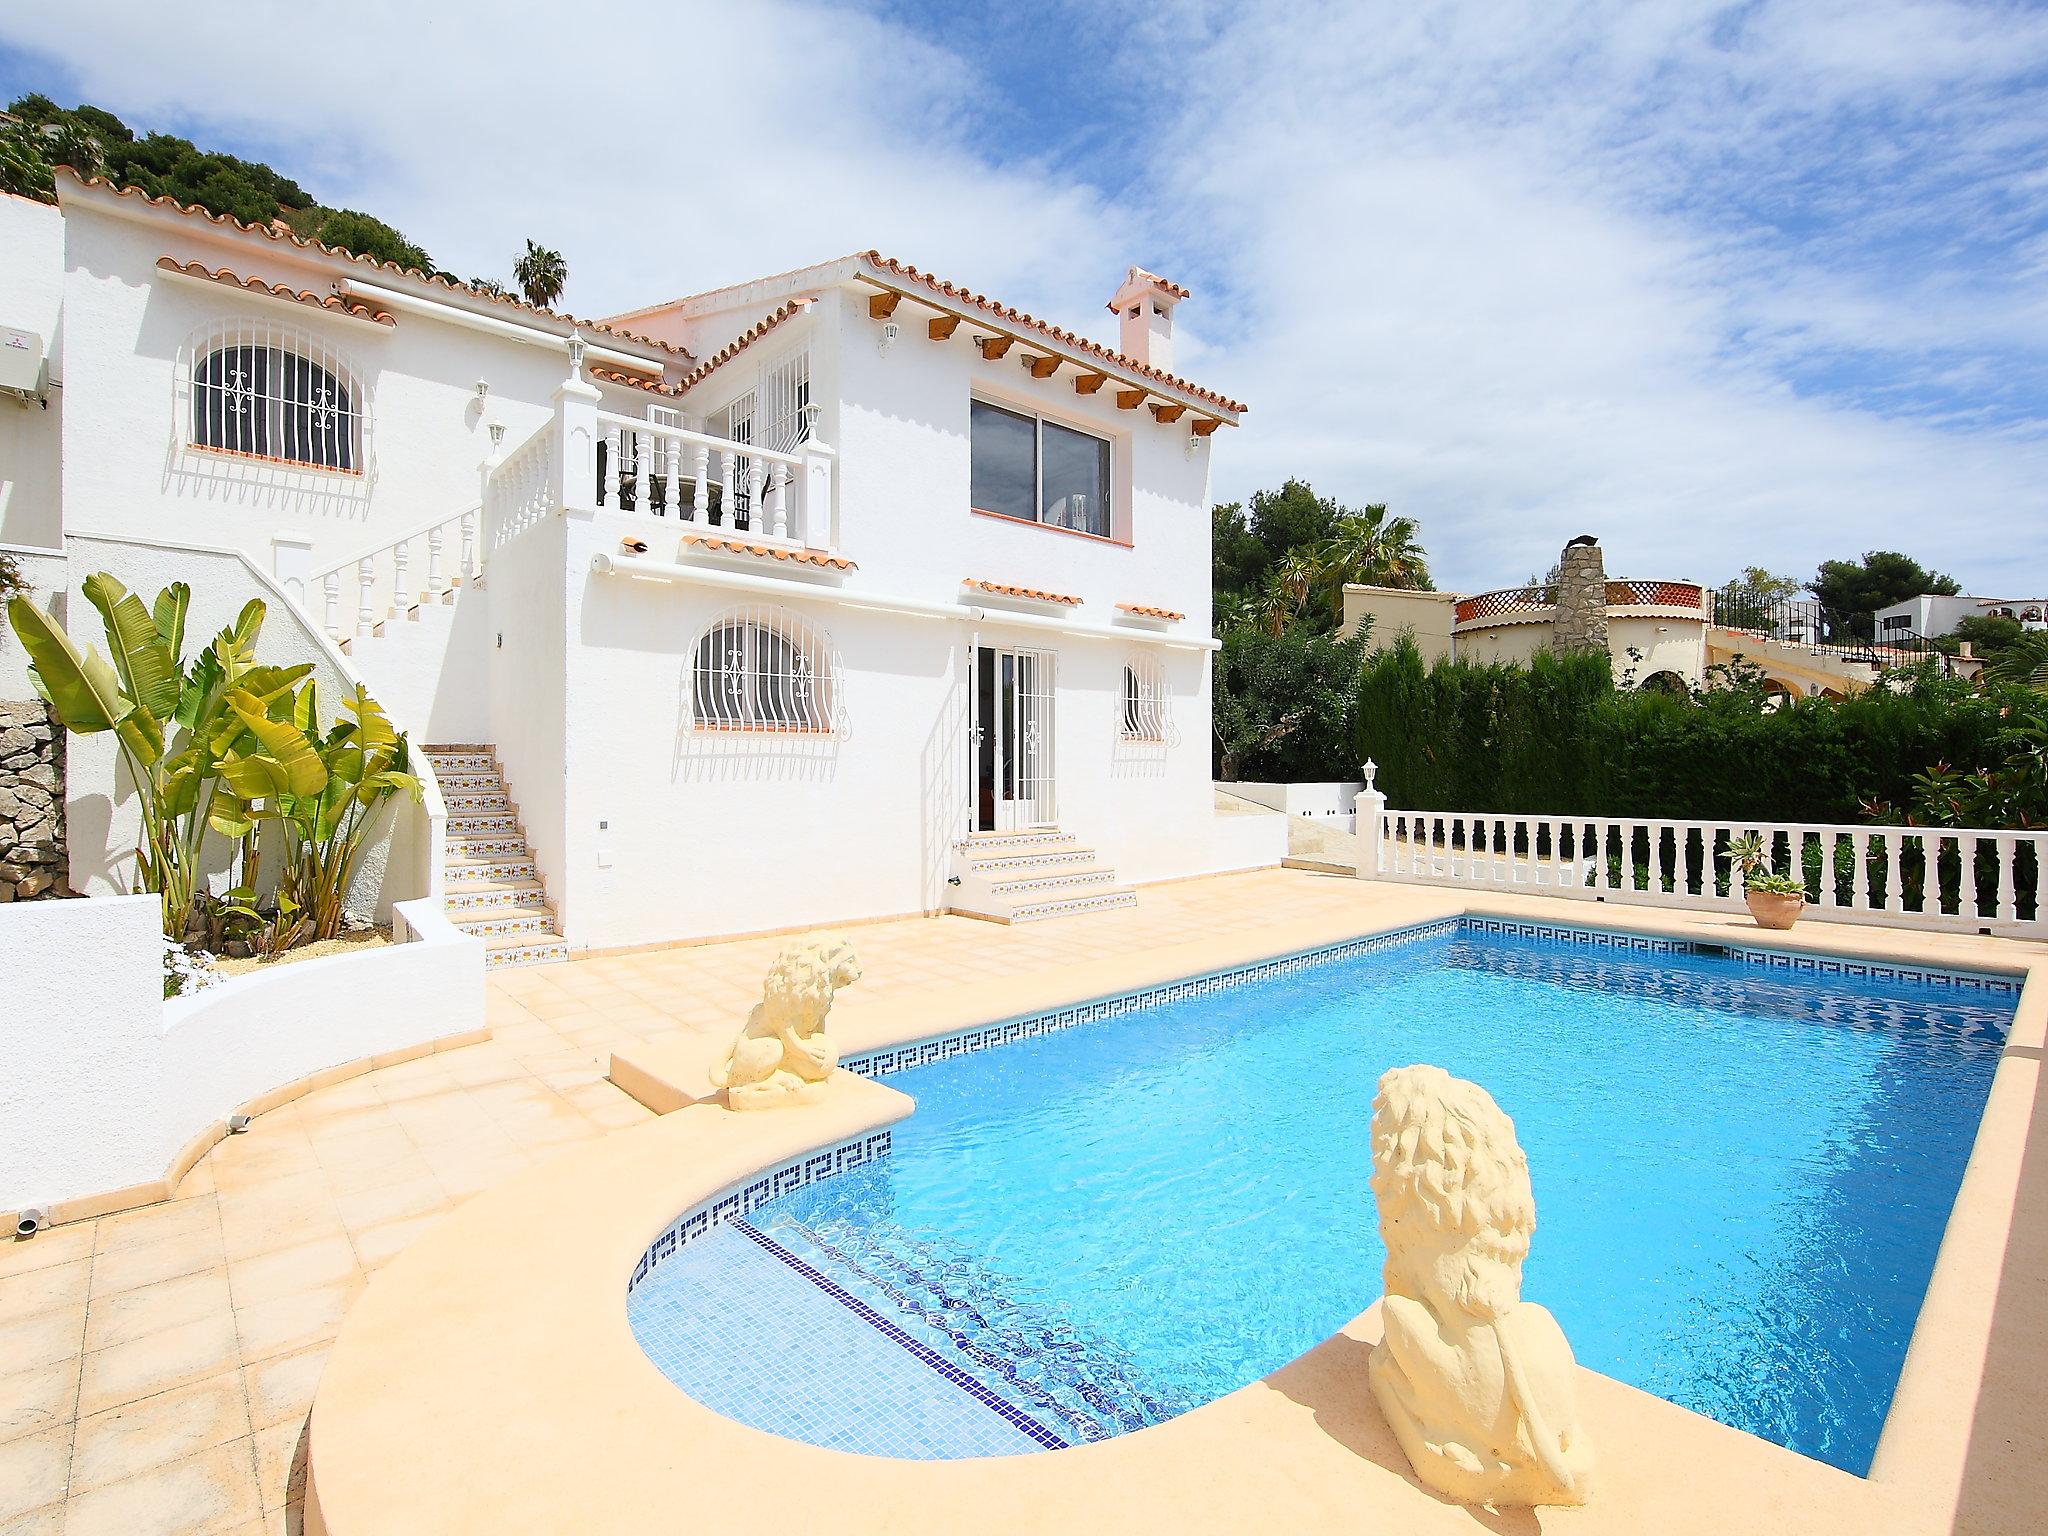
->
[690,608,841,733]
[1121,656,1168,742]
[182,320,366,472]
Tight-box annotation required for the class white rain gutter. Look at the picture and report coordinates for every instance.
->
[338,277,663,375]
[589,551,1220,651]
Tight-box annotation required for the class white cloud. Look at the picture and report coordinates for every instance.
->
[8,0,2048,592]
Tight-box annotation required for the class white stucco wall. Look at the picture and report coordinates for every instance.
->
[0,542,69,699]
[0,193,66,549]
[0,894,482,1212]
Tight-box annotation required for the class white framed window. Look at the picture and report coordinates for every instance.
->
[971,398,1111,538]
[689,607,843,734]
[177,318,368,473]
[1120,656,1169,742]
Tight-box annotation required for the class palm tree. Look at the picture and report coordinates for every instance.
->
[1250,551,1323,637]
[514,240,567,310]
[1316,504,1432,594]
[1985,633,2048,694]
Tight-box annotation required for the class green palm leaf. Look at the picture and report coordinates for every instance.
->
[225,693,329,798]
[83,573,181,722]
[5,594,134,735]
[152,582,190,664]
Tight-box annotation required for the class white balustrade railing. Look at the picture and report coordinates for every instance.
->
[1358,802,2048,938]
[592,411,828,550]
[307,505,481,641]
[483,421,557,554]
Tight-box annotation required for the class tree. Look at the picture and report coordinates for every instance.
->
[1213,623,1370,780]
[1712,567,1802,630]
[299,208,431,272]
[1811,552,1960,640]
[1943,613,2026,662]
[515,240,567,310]
[1316,503,1432,594]
[469,277,512,300]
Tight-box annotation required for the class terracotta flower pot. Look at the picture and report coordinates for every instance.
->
[1744,888,1806,930]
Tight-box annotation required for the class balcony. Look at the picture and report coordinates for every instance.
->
[1451,579,1705,633]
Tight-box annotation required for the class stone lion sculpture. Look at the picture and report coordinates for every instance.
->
[710,935,862,1111]
[1367,1064,1593,1507]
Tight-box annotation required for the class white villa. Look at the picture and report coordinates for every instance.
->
[0,170,1280,966]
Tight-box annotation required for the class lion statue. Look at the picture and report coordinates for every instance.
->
[1366,1064,1593,1507]
[710,935,863,1111]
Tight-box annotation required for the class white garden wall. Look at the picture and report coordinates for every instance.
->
[0,193,65,550]
[0,894,483,1213]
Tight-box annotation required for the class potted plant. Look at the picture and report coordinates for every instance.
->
[1722,832,1807,929]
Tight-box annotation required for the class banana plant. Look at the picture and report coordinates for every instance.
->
[6,576,311,936]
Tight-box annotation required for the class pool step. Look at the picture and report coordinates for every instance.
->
[945,827,1136,924]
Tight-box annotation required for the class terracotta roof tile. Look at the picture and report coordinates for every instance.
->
[965,578,1084,606]
[675,302,808,394]
[589,364,672,395]
[1116,602,1185,621]
[863,252,1244,416]
[1107,268,1192,308]
[63,168,688,359]
[682,533,855,571]
[154,257,396,326]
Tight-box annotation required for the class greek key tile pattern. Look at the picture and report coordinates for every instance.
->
[627,1130,894,1295]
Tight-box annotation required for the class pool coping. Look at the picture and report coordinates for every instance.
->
[305,889,2047,1536]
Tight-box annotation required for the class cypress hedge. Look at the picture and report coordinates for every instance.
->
[1353,638,2026,824]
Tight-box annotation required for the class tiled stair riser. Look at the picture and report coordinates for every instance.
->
[989,868,1118,897]
[967,847,1097,874]
[422,744,568,969]
[1011,889,1139,923]
[445,858,539,884]
[443,883,547,913]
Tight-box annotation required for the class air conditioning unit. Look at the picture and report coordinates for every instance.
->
[0,326,48,404]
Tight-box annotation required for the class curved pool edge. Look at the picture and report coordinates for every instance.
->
[304,898,2043,1536]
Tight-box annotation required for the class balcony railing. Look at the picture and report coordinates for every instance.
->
[1452,578,1705,628]
[1706,594,1943,664]
[593,411,831,552]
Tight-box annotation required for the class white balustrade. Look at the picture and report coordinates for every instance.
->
[589,410,830,552]
[1362,806,2048,938]
[301,504,487,641]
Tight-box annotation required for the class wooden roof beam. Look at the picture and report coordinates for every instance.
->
[868,292,901,320]
[1150,402,1188,423]
[1191,416,1224,436]
[1073,371,1108,395]
[1115,388,1146,410]
[1023,353,1060,379]
[928,314,961,341]
[977,335,1015,360]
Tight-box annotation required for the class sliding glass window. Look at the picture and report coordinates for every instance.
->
[971,400,1111,538]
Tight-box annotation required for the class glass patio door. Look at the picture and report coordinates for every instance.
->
[972,645,1056,832]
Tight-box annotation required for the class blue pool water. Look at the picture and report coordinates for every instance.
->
[628,921,2015,1473]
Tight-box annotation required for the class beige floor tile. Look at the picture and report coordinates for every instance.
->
[0,1261,89,1329]
[91,1198,217,1255]
[224,1237,359,1313]
[331,1175,446,1235]
[232,1277,363,1365]
[0,1502,65,1534]
[419,1149,531,1202]
[249,1416,307,1512]
[0,1229,93,1284]
[347,1212,445,1272]
[59,1439,261,1536]
[0,1425,68,1524]
[239,1347,326,1432]
[82,1268,232,1355]
[0,1309,83,1376]
[77,1313,238,1419]
[68,1370,250,1493]
[0,1354,77,1445]
[88,1228,224,1300]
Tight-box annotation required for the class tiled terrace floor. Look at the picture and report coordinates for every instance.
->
[0,867,1395,1534]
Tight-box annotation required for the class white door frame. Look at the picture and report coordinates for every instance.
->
[969,641,1057,833]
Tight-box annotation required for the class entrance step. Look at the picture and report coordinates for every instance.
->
[424,743,567,969]
[945,827,1136,924]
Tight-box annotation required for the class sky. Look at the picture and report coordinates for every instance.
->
[4,0,2047,594]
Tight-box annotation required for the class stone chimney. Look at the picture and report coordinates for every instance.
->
[1552,535,1609,657]
[1107,267,1187,373]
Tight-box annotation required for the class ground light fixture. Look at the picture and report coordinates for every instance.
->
[14,1207,48,1237]
[227,1112,253,1133]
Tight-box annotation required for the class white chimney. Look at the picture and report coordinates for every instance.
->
[1107,266,1186,373]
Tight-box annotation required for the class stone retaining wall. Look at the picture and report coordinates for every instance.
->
[0,698,69,902]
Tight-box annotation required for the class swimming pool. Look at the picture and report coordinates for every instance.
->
[627,918,2016,1474]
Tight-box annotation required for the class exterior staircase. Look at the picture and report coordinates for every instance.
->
[423,744,568,969]
[945,829,1137,923]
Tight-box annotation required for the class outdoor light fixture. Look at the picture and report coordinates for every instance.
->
[567,331,587,372]
[879,321,900,356]
[474,378,490,402]
[1185,429,1202,459]
[14,1207,48,1238]
[488,421,506,449]
[227,1113,252,1133]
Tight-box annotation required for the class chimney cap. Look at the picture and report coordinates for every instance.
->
[1108,266,1192,314]
[1565,534,1599,548]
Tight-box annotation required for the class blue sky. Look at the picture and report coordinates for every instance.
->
[5,0,2047,594]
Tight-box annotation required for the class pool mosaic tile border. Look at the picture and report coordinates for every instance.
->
[730,1219,1072,1451]
[627,1130,892,1295]
[838,914,2020,1083]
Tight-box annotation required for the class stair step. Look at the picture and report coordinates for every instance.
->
[449,904,556,938]
[955,829,1076,853]
[425,754,496,776]
[445,834,528,861]
[986,866,1119,898]
[441,791,511,814]
[433,771,503,793]
[443,878,548,912]
[446,812,521,836]
[965,845,1099,873]
[483,935,571,970]
[1008,888,1139,923]
[445,855,539,884]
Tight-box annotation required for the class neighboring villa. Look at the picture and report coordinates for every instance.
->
[1876,591,2047,638]
[0,170,1279,966]
[1342,535,1935,699]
